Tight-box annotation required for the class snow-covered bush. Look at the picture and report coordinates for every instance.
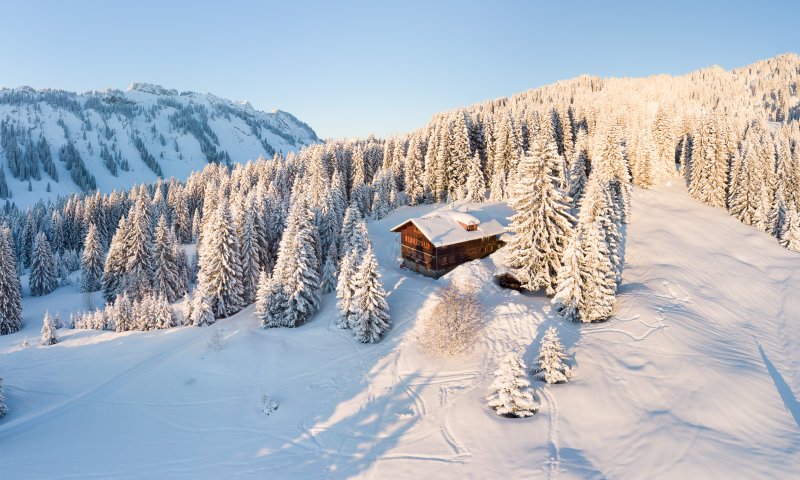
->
[0,376,8,418]
[487,351,538,418]
[260,394,279,415]
[532,326,572,384]
[420,282,484,356]
[207,327,224,352]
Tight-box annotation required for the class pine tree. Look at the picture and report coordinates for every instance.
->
[486,351,537,418]
[197,199,244,319]
[339,203,363,257]
[258,194,320,328]
[254,270,270,319]
[335,249,359,329]
[781,207,800,252]
[81,223,105,292]
[464,151,486,202]
[579,221,616,322]
[123,196,155,300]
[533,326,572,384]
[40,311,58,346]
[505,140,575,294]
[237,207,259,304]
[153,215,183,302]
[0,225,22,335]
[320,243,338,294]
[102,216,129,302]
[552,228,584,322]
[350,245,391,343]
[29,232,58,296]
[190,287,215,327]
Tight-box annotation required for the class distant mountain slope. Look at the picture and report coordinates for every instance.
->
[0,83,320,206]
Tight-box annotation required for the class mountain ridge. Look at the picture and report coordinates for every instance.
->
[0,83,320,207]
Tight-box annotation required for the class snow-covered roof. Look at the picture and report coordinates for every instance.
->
[390,205,506,247]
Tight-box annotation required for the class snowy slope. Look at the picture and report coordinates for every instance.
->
[0,84,319,207]
[1,185,799,479]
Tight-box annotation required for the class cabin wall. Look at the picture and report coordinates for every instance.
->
[398,223,502,277]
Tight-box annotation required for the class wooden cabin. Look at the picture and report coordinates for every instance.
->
[390,209,506,278]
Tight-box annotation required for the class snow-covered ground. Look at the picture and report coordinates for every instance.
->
[1,184,799,479]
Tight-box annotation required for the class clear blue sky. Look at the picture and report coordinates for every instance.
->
[0,0,797,139]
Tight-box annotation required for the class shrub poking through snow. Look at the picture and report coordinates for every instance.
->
[487,351,538,418]
[0,376,7,417]
[532,326,572,384]
[420,282,483,356]
[260,394,279,415]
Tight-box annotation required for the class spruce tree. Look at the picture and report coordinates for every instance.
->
[29,232,58,296]
[781,207,800,252]
[190,287,215,326]
[350,245,391,343]
[237,207,259,305]
[153,215,183,302]
[579,221,616,322]
[533,326,572,384]
[254,270,270,319]
[552,228,584,322]
[123,196,155,300]
[320,243,338,294]
[102,216,129,302]
[197,200,244,319]
[464,151,486,203]
[259,194,320,328]
[505,140,575,294]
[40,311,58,346]
[81,223,105,292]
[335,249,359,329]
[0,225,22,335]
[487,351,537,418]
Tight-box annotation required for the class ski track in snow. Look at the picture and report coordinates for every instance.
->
[2,189,800,478]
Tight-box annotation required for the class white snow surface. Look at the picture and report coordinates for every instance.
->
[0,85,319,207]
[1,185,800,479]
[390,203,506,247]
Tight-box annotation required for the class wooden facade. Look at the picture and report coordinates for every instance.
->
[397,223,502,278]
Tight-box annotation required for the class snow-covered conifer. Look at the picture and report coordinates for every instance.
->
[29,232,58,296]
[552,228,584,322]
[464,151,486,202]
[123,196,155,300]
[258,194,320,328]
[197,199,244,319]
[102,216,129,302]
[579,221,616,322]
[40,311,58,346]
[0,225,22,335]
[533,326,572,384]
[320,243,338,294]
[81,223,105,292]
[487,351,537,418]
[237,207,260,304]
[335,250,359,329]
[781,207,800,252]
[190,287,215,327]
[505,140,575,294]
[153,215,183,302]
[350,245,391,343]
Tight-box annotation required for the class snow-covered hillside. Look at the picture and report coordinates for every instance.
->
[0,83,319,207]
[1,184,799,479]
